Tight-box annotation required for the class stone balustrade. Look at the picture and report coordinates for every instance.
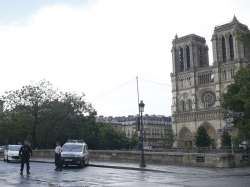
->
[2,149,247,168]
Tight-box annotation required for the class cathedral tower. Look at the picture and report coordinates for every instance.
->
[171,17,250,148]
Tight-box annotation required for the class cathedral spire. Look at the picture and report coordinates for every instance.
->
[232,15,239,23]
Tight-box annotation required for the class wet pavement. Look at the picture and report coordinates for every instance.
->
[0,160,250,187]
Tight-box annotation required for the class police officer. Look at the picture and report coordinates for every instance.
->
[19,140,32,175]
[54,141,62,171]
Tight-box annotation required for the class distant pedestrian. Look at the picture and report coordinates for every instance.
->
[19,140,32,175]
[54,142,62,171]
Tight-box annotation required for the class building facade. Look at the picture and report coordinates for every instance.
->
[171,17,250,148]
[96,115,172,149]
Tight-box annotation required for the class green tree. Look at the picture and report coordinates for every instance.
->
[35,92,96,148]
[0,80,97,148]
[0,108,33,145]
[223,68,250,141]
[1,80,58,147]
[195,126,211,148]
[238,32,250,48]
[162,127,174,148]
[96,123,130,150]
[221,131,231,148]
[0,80,134,150]
[129,132,139,149]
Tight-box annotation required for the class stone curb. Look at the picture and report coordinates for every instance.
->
[29,159,168,173]
[89,164,169,173]
[0,158,168,173]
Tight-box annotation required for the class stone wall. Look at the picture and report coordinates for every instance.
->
[25,150,250,168]
[32,149,54,158]
[89,150,250,168]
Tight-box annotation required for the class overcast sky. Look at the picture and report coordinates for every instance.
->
[0,0,249,117]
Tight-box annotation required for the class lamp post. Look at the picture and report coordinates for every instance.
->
[139,100,146,168]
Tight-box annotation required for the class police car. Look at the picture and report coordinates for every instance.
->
[61,140,89,167]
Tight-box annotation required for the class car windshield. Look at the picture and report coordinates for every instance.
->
[8,145,21,151]
[62,144,83,152]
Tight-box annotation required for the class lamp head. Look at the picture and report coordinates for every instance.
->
[139,100,145,113]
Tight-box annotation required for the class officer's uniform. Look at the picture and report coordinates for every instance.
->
[55,145,62,170]
[19,144,32,175]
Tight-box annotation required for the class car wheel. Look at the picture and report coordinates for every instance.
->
[80,160,85,168]
[85,158,89,165]
[61,162,65,168]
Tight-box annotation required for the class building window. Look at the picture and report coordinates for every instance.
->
[223,70,227,80]
[186,46,190,70]
[211,72,214,82]
[202,92,216,108]
[231,69,235,78]
[222,36,226,62]
[188,99,192,111]
[243,45,246,58]
[179,48,184,72]
[199,47,203,67]
[189,77,192,86]
[229,35,234,60]
[180,79,183,88]
[180,100,185,112]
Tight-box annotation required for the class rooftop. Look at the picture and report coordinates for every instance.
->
[214,16,249,32]
[173,34,206,44]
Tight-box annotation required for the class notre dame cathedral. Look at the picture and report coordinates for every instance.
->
[171,16,250,148]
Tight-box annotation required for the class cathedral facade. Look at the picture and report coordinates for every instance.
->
[171,17,250,148]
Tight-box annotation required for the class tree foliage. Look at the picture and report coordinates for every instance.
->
[238,32,250,48]
[195,126,211,148]
[223,68,250,141]
[1,80,59,147]
[96,123,130,150]
[129,132,139,149]
[0,80,132,150]
[221,131,231,148]
[163,127,174,148]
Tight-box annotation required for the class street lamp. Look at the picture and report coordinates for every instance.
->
[139,100,146,168]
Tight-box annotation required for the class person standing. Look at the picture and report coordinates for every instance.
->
[19,140,32,175]
[54,142,62,171]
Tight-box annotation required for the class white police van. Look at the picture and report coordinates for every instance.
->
[61,140,89,167]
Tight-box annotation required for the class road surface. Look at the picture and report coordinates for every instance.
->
[0,161,250,186]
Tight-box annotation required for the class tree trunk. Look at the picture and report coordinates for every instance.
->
[32,102,38,148]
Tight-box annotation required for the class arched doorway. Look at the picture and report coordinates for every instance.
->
[178,127,193,148]
[200,122,216,148]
